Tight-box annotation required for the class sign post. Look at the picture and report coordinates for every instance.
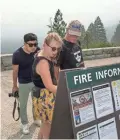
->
[50,63,120,139]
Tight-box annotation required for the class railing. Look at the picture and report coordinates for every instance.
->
[1,47,120,71]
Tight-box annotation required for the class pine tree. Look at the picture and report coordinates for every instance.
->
[78,25,86,47]
[111,22,120,45]
[84,31,92,49]
[47,17,53,33]
[94,16,107,43]
[47,9,67,38]
[87,23,96,43]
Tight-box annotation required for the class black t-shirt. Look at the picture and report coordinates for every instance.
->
[12,47,40,84]
[57,39,84,70]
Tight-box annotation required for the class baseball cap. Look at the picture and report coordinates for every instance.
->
[67,20,81,36]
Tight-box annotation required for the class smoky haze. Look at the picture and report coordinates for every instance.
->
[1,0,120,54]
[1,14,49,54]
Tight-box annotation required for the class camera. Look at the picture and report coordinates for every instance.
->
[8,91,19,98]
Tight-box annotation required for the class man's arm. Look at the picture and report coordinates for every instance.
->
[12,65,19,92]
[80,50,85,68]
[53,49,64,82]
[77,40,85,68]
[12,52,19,93]
[54,66,60,83]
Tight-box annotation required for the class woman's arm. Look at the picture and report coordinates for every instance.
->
[36,59,57,94]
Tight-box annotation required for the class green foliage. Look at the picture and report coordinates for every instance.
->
[111,22,120,45]
[47,18,53,33]
[80,16,108,49]
[47,9,67,38]
[87,23,96,43]
[79,25,86,46]
[47,11,117,48]
[94,16,107,43]
[83,42,114,49]
[83,31,92,49]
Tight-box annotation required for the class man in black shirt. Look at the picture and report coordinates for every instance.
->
[56,20,84,71]
[12,33,40,134]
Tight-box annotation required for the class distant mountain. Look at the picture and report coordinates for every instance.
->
[1,23,118,54]
[1,38,43,54]
[105,24,117,42]
[1,23,48,54]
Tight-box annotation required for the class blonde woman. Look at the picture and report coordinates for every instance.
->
[32,32,63,139]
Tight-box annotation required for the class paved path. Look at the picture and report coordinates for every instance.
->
[1,57,120,139]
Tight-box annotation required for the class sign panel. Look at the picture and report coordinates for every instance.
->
[98,117,118,139]
[77,125,99,139]
[112,80,120,111]
[66,63,120,90]
[92,83,114,118]
[70,88,95,127]
[50,63,120,139]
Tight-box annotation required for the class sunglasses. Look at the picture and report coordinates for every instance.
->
[26,42,38,47]
[46,42,61,52]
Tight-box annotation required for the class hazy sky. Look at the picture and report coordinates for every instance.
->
[1,0,120,49]
[2,0,120,26]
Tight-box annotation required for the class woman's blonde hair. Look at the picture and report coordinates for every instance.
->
[45,32,63,46]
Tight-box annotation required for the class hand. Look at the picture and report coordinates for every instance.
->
[80,62,85,67]
[12,86,19,93]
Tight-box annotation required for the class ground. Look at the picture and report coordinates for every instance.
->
[1,57,120,139]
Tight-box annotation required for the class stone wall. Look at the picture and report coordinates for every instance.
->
[1,47,120,71]
[83,46,120,60]
[1,54,13,71]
